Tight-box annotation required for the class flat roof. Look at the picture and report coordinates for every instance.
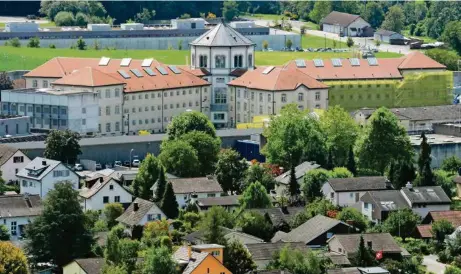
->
[409,134,461,146]
[2,88,95,96]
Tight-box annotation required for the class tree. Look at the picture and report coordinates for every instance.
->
[167,111,216,140]
[267,245,325,274]
[331,167,353,179]
[135,8,155,24]
[54,11,75,26]
[142,219,170,247]
[201,207,228,245]
[426,49,460,71]
[418,133,431,174]
[288,164,300,197]
[239,181,272,209]
[160,182,179,219]
[132,153,161,199]
[0,224,10,240]
[104,203,124,229]
[179,13,191,19]
[387,160,416,189]
[225,241,256,274]
[442,21,461,55]
[0,241,28,274]
[44,129,81,165]
[434,169,456,199]
[244,163,276,193]
[302,169,329,203]
[375,39,381,47]
[116,238,140,273]
[26,182,93,268]
[346,37,354,48]
[0,170,5,195]
[0,72,14,91]
[383,209,419,241]
[75,12,89,27]
[200,206,234,233]
[361,2,384,29]
[263,104,326,170]
[159,140,200,177]
[337,207,368,231]
[309,1,331,23]
[102,265,128,274]
[446,266,461,274]
[154,165,167,202]
[142,246,177,274]
[76,36,87,50]
[431,220,454,244]
[27,37,40,48]
[347,146,357,176]
[441,156,461,174]
[215,149,248,194]
[353,235,375,267]
[223,0,240,21]
[105,225,126,264]
[286,39,293,49]
[356,107,414,174]
[262,40,269,50]
[381,5,406,33]
[238,211,274,241]
[180,131,221,175]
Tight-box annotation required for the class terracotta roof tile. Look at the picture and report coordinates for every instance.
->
[398,51,446,70]
[426,211,461,227]
[416,224,433,238]
[53,67,125,87]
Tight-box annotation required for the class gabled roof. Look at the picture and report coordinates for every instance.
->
[115,197,164,226]
[196,195,241,207]
[251,207,304,227]
[245,242,308,261]
[272,215,351,244]
[423,211,461,227]
[401,186,451,205]
[398,51,446,70]
[320,11,362,27]
[190,22,255,47]
[173,245,230,274]
[169,177,223,194]
[415,224,432,239]
[79,176,128,199]
[329,233,402,255]
[375,29,399,36]
[183,227,264,245]
[52,67,125,87]
[0,144,21,166]
[73,258,104,274]
[328,176,389,192]
[0,194,42,218]
[16,157,62,180]
[275,161,320,185]
[360,190,409,212]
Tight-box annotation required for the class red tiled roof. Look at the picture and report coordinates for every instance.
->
[178,66,211,77]
[427,211,461,227]
[398,51,446,70]
[25,57,210,92]
[53,67,125,87]
[416,224,432,238]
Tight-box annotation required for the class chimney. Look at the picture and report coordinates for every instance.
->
[133,202,139,212]
[187,245,192,259]
[42,160,46,166]
[367,241,373,249]
[405,182,413,190]
[99,177,104,183]
[385,178,392,189]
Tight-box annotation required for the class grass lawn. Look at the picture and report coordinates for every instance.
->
[242,13,285,21]
[401,29,437,43]
[0,46,403,71]
[0,22,56,28]
[302,34,348,49]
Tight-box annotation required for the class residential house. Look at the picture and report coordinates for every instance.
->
[359,190,410,223]
[173,244,231,274]
[166,176,223,208]
[374,30,404,44]
[327,233,409,261]
[328,267,390,274]
[252,271,293,274]
[79,176,133,211]
[0,145,30,182]
[63,258,104,274]
[195,195,241,212]
[415,211,461,239]
[322,176,391,207]
[116,197,167,229]
[400,184,451,218]
[271,215,353,246]
[17,157,79,198]
[250,207,304,231]
[320,11,371,37]
[244,242,309,270]
[0,194,42,239]
[184,227,264,245]
[274,161,320,196]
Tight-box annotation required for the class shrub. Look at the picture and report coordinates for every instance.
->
[54,11,75,26]
[8,37,21,48]
[49,44,56,49]
[75,12,89,27]
[27,37,40,48]
[409,24,416,35]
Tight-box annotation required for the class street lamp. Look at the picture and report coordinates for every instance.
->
[130,149,134,169]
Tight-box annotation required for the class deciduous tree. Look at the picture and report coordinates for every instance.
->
[361,2,384,29]
[302,169,329,202]
[201,206,229,245]
[215,149,248,194]
[441,156,461,174]
[244,163,276,193]
[237,211,274,241]
[0,224,9,240]
[141,246,177,274]
[223,0,240,21]
[180,131,221,175]
[104,203,124,229]
[239,181,272,209]
[383,209,419,241]
[381,5,406,33]
[44,129,81,165]
[159,140,200,177]
[431,219,454,244]
[0,72,13,91]
[337,207,368,232]
[167,111,216,140]
[309,1,331,23]
[0,241,28,274]
[267,245,325,274]
[224,240,257,274]
[132,153,161,199]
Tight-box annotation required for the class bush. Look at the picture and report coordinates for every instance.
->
[27,37,40,48]
[409,24,416,35]
[426,49,460,71]
[49,44,56,49]
[446,266,461,274]
[54,11,75,26]
[75,12,89,27]
[76,37,87,50]
[8,37,21,48]
[438,249,453,264]
[394,237,431,255]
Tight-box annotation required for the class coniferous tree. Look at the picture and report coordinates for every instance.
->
[154,165,166,202]
[160,182,179,219]
[326,149,334,170]
[417,133,434,186]
[288,164,300,197]
[354,235,375,267]
[202,208,228,246]
[347,146,357,176]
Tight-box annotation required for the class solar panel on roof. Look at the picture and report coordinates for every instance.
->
[144,67,156,76]
[349,58,360,66]
[141,58,153,67]
[157,66,168,75]
[313,59,324,67]
[130,69,143,78]
[367,57,378,66]
[262,66,275,74]
[331,58,342,67]
[99,57,110,66]
[120,58,132,67]
[118,70,131,79]
[169,65,181,74]
[295,59,306,68]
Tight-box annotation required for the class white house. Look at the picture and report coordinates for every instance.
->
[322,176,391,207]
[16,157,79,198]
[79,176,133,211]
[0,193,42,240]
[400,183,451,218]
[0,145,31,182]
[116,197,167,229]
[320,11,371,37]
[374,29,404,44]
[167,176,223,208]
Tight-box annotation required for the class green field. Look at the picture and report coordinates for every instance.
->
[0,46,402,71]
[302,34,348,49]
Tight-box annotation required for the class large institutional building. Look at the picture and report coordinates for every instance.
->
[1,22,452,136]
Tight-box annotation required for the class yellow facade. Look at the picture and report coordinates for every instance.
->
[190,254,232,274]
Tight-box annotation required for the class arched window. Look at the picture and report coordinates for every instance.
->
[215,55,226,68]
[234,55,243,68]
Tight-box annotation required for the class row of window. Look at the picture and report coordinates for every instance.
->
[6,104,68,115]
[34,118,67,127]
[124,88,205,101]
[125,101,201,114]
[237,90,322,102]
[97,88,121,99]
[99,105,121,116]
[32,79,49,88]
[331,83,392,89]
[22,180,36,188]
[193,54,253,68]
[103,195,121,204]
[53,170,70,177]
[330,93,391,100]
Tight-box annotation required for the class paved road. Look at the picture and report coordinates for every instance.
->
[423,255,447,274]
[0,16,49,24]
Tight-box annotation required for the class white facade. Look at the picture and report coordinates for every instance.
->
[80,178,133,211]
[177,192,222,209]
[323,17,370,37]
[0,150,30,182]
[322,182,367,207]
[1,215,37,240]
[5,21,39,32]
[171,18,206,29]
[137,205,167,226]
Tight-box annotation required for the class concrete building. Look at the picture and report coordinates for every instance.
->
[120,23,144,30]
[0,115,31,137]
[171,18,206,29]
[320,11,371,37]
[5,21,38,32]
[1,88,99,135]
[0,194,42,240]
[0,145,31,182]
[374,29,404,44]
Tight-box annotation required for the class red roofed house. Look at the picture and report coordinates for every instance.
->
[416,210,461,239]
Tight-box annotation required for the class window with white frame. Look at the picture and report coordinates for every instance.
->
[281,94,287,102]
[32,80,38,88]
[315,91,321,101]
[215,55,226,68]
[115,105,120,114]
[43,80,48,88]
[115,122,120,131]
[199,55,208,68]
[105,89,111,98]
[106,106,110,115]
[214,88,227,104]
[298,93,304,101]
[115,88,120,97]
[11,221,17,236]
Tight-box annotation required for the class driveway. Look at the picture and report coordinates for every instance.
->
[423,255,447,274]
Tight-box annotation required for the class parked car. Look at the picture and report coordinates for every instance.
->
[114,161,122,167]
[74,163,83,171]
[105,163,113,169]
[132,159,140,167]
[123,161,131,167]
[95,163,102,170]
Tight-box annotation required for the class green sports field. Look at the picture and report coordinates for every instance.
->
[0,46,402,71]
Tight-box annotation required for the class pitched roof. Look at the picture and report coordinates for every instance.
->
[330,233,402,254]
[398,51,446,70]
[228,64,328,90]
[196,195,241,207]
[0,144,20,166]
[16,157,62,180]
[115,197,162,226]
[328,177,389,192]
[273,215,351,244]
[275,161,320,185]
[173,246,230,274]
[325,252,352,266]
[415,224,433,238]
[360,190,409,212]
[245,242,309,261]
[251,207,305,227]
[320,11,362,27]
[52,66,125,87]
[401,186,451,205]
[169,177,223,194]
[375,29,398,36]
[25,57,210,93]
[424,211,461,227]
[0,194,42,218]
[183,227,264,245]
[190,22,255,47]
[79,176,127,199]
[355,105,461,122]
[74,258,104,274]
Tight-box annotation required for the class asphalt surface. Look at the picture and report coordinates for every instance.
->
[423,255,447,274]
